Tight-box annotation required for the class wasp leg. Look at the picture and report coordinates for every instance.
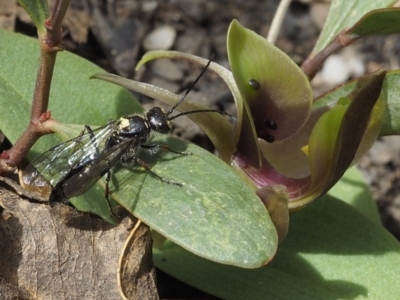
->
[141,144,192,156]
[122,156,182,187]
[85,125,103,155]
[84,125,95,138]
[76,125,96,141]
[104,169,118,219]
[71,125,98,154]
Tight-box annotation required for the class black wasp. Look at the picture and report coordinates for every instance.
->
[22,57,224,208]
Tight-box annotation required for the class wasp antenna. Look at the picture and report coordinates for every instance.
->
[166,53,214,116]
[168,109,234,121]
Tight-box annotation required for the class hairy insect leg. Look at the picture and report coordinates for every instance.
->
[74,125,96,142]
[71,125,98,154]
[69,125,95,153]
[124,156,183,187]
[84,125,104,155]
[104,169,118,219]
[141,144,192,156]
[84,125,95,139]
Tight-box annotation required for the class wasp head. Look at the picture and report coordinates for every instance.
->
[147,107,171,134]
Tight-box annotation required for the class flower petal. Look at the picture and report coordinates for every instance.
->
[227,20,313,142]
[232,155,310,199]
[259,104,331,179]
[291,71,386,209]
[256,185,289,243]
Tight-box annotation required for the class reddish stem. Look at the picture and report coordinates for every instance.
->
[45,0,71,47]
[301,28,356,80]
[0,0,71,173]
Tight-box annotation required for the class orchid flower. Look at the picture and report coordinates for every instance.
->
[226,20,385,209]
[229,20,384,240]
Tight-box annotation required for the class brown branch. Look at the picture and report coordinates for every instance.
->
[0,0,71,173]
[45,0,71,47]
[301,28,356,80]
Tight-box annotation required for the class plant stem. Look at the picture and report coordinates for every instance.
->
[0,0,71,172]
[301,28,354,80]
[45,0,71,47]
[267,0,292,44]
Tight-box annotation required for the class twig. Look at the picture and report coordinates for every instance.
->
[267,0,292,44]
[0,0,71,172]
[45,0,71,47]
[301,28,355,80]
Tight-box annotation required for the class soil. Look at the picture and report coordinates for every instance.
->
[2,0,400,298]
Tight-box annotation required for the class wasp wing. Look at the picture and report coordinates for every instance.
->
[22,121,120,188]
[51,137,140,202]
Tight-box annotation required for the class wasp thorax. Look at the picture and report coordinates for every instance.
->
[147,107,171,134]
[119,116,151,138]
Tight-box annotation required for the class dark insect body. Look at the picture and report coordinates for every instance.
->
[22,57,223,209]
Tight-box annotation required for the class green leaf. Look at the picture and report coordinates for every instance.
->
[154,195,400,299]
[328,167,380,223]
[377,70,400,136]
[314,70,400,136]
[109,135,277,268]
[17,0,48,33]
[349,8,400,37]
[313,0,397,54]
[0,30,140,157]
[0,30,140,223]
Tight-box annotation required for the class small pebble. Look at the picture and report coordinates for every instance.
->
[141,1,158,12]
[143,25,177,51]
[369,140,394,165]
[319,49,365,86]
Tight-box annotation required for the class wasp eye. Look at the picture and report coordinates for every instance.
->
[248,79,261,91]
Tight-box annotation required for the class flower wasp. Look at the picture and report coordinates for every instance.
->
[22,56,227,210]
